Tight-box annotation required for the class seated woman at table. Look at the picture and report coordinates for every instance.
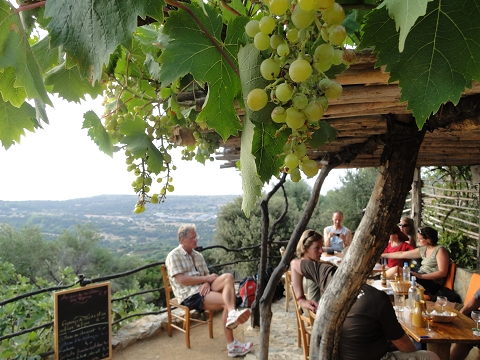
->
[290,245,439,360]
[383,226,415,279]
[297,229,324,303]
[381,226,449,299]
[399,216,417,247]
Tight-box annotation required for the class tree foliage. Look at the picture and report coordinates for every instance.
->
[1,0,479,215]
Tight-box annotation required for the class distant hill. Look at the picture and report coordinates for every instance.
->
[0,194,238,259]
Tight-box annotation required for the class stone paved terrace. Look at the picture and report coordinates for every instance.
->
[111,297,301,359]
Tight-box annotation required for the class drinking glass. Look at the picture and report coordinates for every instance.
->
[422,309,434,331]
[471,311,480,335]
[436,296,447,314]
[394,294,405,312]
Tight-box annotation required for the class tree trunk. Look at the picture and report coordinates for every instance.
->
[310,114,426,359]
[411,167,422,227]
[258,165,333,360]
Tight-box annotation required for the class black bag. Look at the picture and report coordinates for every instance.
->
[264,266,284,301]
[436,287,461,303]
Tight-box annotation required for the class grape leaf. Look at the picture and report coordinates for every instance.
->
[307,121,337,148]
[240,115,263,217]
[118,117,164,173]
[0,92,36,149]
[159,5,245,141]
[45,0,164,83]
[0,67,27,107]
[0,2,51,105]
[252,122,289,183]
[31,36,59,74]
[379,0,433,52]
[83,111,113,157]
[362,0,480,127]
[45,63,104,103]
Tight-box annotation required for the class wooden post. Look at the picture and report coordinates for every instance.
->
[471,165,480,271]
[411,167,423,228]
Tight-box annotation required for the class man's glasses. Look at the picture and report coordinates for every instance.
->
[187,236,199,241]
[398,224,410,228]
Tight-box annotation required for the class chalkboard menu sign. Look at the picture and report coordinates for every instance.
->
[54,283,112,360]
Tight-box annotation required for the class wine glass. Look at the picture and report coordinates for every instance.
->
[422,308,434,331]
[471,311,480,335]
[436,296,447,314]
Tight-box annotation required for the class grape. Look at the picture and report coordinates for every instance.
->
[254,32,270,51]
[291,6,316,29]
[245,20,260,38]
[160,188,166,195]
[259,16,276,35]
[319,78,332,92]
[298,0,316,11]
[328,25,347,46]
[247,88,268,111]
[260,58,281,80]
[342,48,357,65]
[325,80,343,99]
[167,185,175,192]
[332,49,343,65]
[134,204,145,214]
[271,106,287,123]
[295,142,308,158]
[285,107,306,129]
[269,0,289,16]
[277,43,290,57]
[304,99,325,122]
[316,0,334,10]
[270,34,284,49]
[314,60,332,72]
[275,82,294,102]
[301,158,319,177]
[150,194,159,204]
[290,168,302,182]
[286,28,299,43]
[314,43,334,63]
[322,3,345,25]
[289,58,312,83]
[292,93,309,110]
[284,153,300,169]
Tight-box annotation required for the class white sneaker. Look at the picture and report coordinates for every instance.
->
[226,309,251,330]
[228,339,253,358]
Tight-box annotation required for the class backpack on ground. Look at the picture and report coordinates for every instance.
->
[237,276,257,308]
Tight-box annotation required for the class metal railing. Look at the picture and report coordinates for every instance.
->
[0,241,287,358]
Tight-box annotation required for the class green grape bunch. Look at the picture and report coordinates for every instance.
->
[244,0,356,183]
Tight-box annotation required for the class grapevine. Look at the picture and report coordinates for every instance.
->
[102,70,221,213]
[244,0,356,182]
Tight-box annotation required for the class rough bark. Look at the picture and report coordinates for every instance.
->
[258,165,333,360]
[252,173,287,327]
[310,114,426,359]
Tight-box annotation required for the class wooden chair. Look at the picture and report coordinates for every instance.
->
[464,273,480,308]
[160,265,214,348]
[291,284,313,360]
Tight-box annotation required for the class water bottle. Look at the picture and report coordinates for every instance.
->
[408,276,417,310]
[403,262,410,282]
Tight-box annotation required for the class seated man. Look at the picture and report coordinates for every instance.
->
[165,224,252,358]
[450,288,480,360]
[290,257,440,360]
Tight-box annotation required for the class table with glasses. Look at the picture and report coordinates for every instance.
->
[396,304,480,360]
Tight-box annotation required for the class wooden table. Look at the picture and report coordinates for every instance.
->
[396,306,480,360]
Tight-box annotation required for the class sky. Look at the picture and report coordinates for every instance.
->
[0,96,346,202]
